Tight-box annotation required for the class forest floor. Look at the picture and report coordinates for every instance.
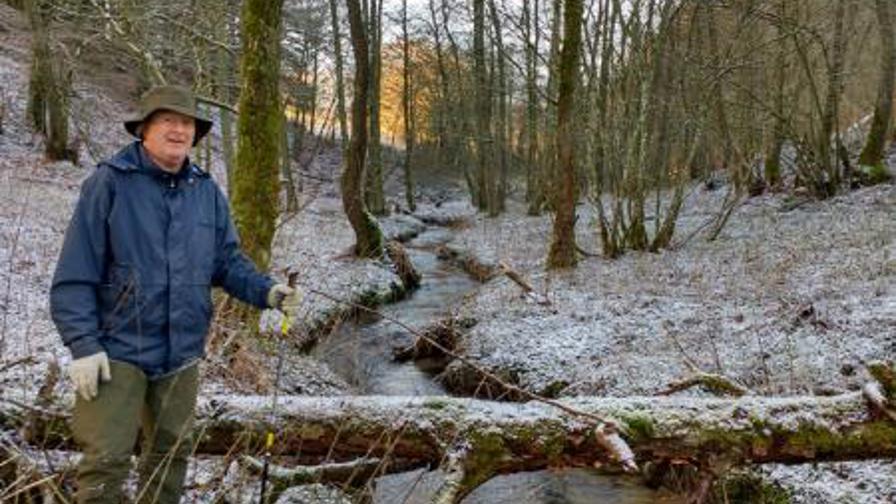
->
[429,186,895,503]
[1,3,895,502]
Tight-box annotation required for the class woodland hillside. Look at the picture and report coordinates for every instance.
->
[1,0,895,503]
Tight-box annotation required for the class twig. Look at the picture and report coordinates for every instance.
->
[659,371,751,397]
[664,328,701,372]
[0,357,35,374]
[0,396,67,418]
[197,95,238,114]
[575,244,601,258]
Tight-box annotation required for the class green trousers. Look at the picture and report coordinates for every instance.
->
[71,360,199,504]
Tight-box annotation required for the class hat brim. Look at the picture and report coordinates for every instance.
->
[124,107,213,146]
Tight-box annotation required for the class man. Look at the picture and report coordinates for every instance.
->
[50,85,299,503]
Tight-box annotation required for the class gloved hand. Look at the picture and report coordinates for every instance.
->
[70,351,111,401]
[266,283,302,318]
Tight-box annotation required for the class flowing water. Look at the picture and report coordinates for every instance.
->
[313,228,683,504]
[312,228,474,395]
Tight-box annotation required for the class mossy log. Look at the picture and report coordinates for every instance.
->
[186,391,896,462]
[434,245,499,282]
[5,388,895,464]
[3,363,894,502]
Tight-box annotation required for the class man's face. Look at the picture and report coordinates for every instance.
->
[141,110,196,171]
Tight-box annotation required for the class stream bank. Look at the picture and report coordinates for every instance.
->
[306,215,685,504]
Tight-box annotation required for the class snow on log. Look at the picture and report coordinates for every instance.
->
[191,391,896,466]
[2,365,895,500]
[3,389,895,465]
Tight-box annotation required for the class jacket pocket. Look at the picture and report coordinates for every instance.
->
[100,263,136,332]
[192,218,216,284]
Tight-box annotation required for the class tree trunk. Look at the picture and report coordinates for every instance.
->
[857,0,896,176]
[547,0,583,269]
[401,0,416,212]
[542,0,563,211]
[817,0,848,195]
[44,58,72,162]
[364,0,386,215]
[427,0,447,171]
[329,0,349,152]
[525,0,544,215]
[26,0,49,135]
[231,0,285,272]
[472,0,493,213]
[26,0,72,161]
[214,2,238,193]
[7,365,896,502]
[282,107,299,213]
[764,0,787,189]
[343,0,384,258]
[488,0,508,214]
[623,1,652,252]
[440,0,477,204]
[309,51,319,138]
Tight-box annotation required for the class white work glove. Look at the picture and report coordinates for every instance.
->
[70,351,111,401]
[266,283,302,318]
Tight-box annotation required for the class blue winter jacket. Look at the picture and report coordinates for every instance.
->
[50,142,274,378]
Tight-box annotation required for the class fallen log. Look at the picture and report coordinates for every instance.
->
[497,261,550,305]
[3,364,895,502]
[190,389,896,464]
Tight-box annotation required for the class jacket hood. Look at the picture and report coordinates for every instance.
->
[103,142,209,180]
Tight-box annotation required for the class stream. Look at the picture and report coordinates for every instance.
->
[312,227,683,504]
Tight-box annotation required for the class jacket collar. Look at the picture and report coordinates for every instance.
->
[103,141,210,179]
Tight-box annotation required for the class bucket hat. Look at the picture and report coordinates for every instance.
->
[124,85,213,146]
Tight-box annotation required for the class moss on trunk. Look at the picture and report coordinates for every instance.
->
[343,0,384,258]
[858,0,896,168]
[231,0,284,272]
[547,0,583,269]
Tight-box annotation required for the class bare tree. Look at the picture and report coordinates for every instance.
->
[547,0,582,269]
[488,0,508,213]
[401,0,416,212]
[343,0,384,258]
[329,0,349,152]
[364,0,386,215]
[26,0,74,161]
[472,0,491,213]
[524,0,544,215]
[857,0,896,182]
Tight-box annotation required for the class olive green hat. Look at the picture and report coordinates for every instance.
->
[124,85,213,146]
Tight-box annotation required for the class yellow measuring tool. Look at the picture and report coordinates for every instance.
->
[259,270,298,502]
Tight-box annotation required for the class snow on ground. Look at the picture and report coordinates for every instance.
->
[761,460,896,503]
[429,185,895,502]
[442,187,895,398]
[2,3,895,500]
